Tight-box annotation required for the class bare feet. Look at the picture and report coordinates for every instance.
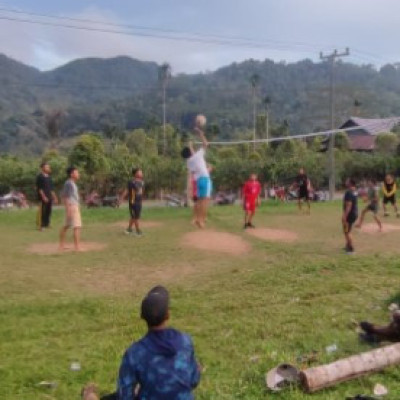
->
[81,383,99,400]
[195,221,205,229]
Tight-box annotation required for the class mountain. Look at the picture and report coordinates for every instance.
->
[1,54,400,154]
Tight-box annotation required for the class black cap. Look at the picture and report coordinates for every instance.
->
[141,286,169,327]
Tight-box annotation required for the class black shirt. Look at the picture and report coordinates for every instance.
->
[343,189,358,221]
[296,174,308,190]
[36,173,53,201]
[128,179,144,205]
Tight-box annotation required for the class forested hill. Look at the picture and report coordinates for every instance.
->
[1,53,400,154]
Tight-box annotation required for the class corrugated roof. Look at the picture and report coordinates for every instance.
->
[348,135,376,151]
[341,116,400,135]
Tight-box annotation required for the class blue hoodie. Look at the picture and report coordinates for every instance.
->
[118,328,201,400]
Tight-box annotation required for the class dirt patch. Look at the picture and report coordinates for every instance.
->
[28,242,107,255]
[181,230,251,255]
[360,223,400,234]
[112,220,163,229]
[246,228,298,243]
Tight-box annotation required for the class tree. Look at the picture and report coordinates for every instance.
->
[375,132,398,156]
[250,73,260,150]
[159,63,172,155]
[69,134,109,190]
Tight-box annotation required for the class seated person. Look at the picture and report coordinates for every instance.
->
[83,286,201,400]
[359,309,400,343]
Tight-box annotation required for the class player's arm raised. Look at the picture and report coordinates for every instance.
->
[194,127,209,149]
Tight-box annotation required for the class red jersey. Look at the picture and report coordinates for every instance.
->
[243,180,261,200]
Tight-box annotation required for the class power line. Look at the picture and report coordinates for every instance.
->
[0,6,335,52]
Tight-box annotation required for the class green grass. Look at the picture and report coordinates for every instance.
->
[1,201,400,399]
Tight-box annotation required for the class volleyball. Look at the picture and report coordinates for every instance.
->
[195,114,207,128]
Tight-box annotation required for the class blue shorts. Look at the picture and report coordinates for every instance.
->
[197,176,212,198]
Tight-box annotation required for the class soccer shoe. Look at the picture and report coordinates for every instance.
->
[248,223,256,228]
[124,229,133,235]
[136,230,143,237]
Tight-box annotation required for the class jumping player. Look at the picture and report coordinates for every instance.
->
[59,167,81,251]
[181,124,211,229]
[295,167,311,213]
[356,180,382,232]
[243,173,261,229]
[125,168,144,236]
[382,174,399,217]
[342,178,358,254]
[36,162,58,230]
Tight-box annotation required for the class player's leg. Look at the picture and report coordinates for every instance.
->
[345,230,354,252]
[248,211,256,227]
[374,213,382,231]
[383,197,389,216]
[73,227,81,251]
[47,201,53,227]
[37,202,43,230]
[297,196,302,211]
[43,201,51,228]
[59,225,69,250]
[126,206,134,234]
[134,204,142,235]
[72,205,82,250]
[191,199,199,224]
[343,220,354,252]
[355,207,368,228]
[306,191,311,214]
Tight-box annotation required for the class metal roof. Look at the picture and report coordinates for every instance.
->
[341,116,400,135]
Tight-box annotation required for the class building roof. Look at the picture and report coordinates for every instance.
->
[348,135,376,151]
[341,116,400,136]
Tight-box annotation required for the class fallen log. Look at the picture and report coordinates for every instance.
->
[300,343,400,393]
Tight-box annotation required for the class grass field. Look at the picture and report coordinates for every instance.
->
[1,201,400,400]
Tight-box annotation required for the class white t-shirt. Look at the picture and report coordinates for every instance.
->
[187,148,209,180]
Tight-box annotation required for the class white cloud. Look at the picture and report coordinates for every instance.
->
[0,1,399,72]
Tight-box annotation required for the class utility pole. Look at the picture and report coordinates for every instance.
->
[320,48,350,200]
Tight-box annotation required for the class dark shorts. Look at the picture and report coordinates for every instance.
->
[344,215,357,233]
[129,203,142,220]
[367,203,378,214]
[192,196,198,203]
[299,188,309,200]
[383,195,396,205]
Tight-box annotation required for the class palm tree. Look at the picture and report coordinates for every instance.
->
[263,96,271,141]
[158,63,172,154]
[250,74,260,150]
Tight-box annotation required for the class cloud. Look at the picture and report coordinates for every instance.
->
[0,1,399,72]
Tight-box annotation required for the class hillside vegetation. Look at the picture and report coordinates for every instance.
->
[1,54,400,154]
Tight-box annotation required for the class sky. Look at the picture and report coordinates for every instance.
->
[0,0,399,73]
